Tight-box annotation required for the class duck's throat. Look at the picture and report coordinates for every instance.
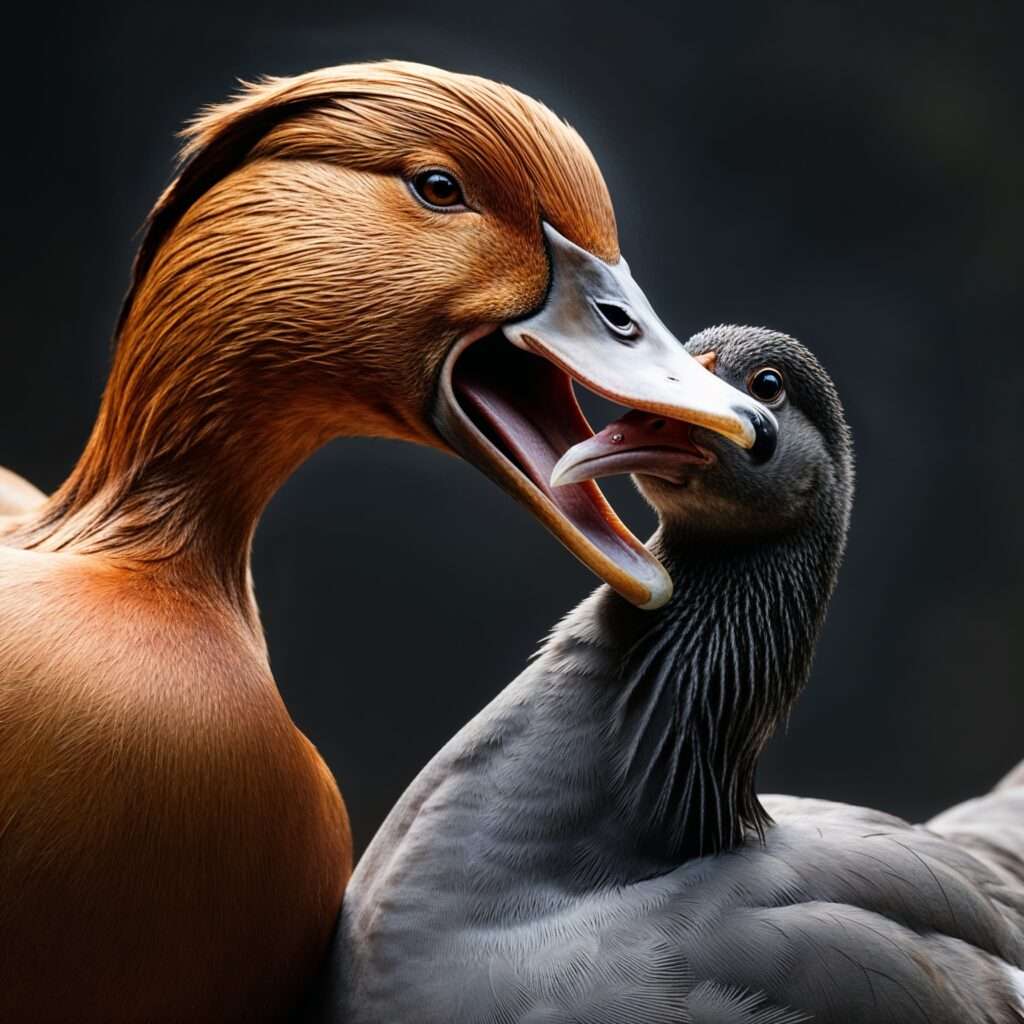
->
[9,337,341,607]
[545,529,838,871]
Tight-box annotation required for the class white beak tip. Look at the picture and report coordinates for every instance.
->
[549,454,580,488]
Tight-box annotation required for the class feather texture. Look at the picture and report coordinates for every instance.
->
[318,594,1024,1023]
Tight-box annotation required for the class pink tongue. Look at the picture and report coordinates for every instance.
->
[551,409,707,487]
[590,409,697,449]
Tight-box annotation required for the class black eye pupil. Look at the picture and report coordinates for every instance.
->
[414,171,462,208]
[750,368,784,401]
[426,174,454,198]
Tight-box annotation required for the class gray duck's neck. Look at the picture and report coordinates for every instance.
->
[534,523,840,875]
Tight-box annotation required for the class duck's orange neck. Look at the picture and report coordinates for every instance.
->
[15,319,419,616]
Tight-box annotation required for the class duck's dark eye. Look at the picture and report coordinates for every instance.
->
[410,170,465,210]
[748,366,785,404]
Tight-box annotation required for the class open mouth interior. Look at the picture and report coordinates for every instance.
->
[449,331,660,583]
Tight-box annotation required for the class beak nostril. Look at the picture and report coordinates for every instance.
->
[666,376,679,382]
[650,419,666,431]
[594,301,638,339]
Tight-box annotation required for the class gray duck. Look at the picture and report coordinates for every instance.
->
[316,325,1024,1023]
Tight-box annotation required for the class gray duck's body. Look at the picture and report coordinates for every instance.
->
[314,327,1024,1023]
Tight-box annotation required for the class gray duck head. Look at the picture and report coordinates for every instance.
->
[553,324,854,549]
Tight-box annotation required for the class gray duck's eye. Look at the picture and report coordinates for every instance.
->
[748,367,785,404]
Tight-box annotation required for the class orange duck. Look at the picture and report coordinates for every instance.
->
[0,62,769,1022]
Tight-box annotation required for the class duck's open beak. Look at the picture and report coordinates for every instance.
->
[435,223,774,610]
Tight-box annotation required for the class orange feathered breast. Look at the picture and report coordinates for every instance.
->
[0,546,350,1021]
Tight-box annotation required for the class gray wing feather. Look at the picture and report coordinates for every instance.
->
[331,800,1024,1022]
[928,767,1024,894]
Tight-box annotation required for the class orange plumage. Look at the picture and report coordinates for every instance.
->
[0,62,619,1022]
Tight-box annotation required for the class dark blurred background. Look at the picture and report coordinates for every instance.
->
[2,1,1022,855]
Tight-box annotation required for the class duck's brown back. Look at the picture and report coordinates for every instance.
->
[0,465,45,516]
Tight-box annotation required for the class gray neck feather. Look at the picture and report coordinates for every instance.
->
[359,500,850,907]
[540,521,842,874]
